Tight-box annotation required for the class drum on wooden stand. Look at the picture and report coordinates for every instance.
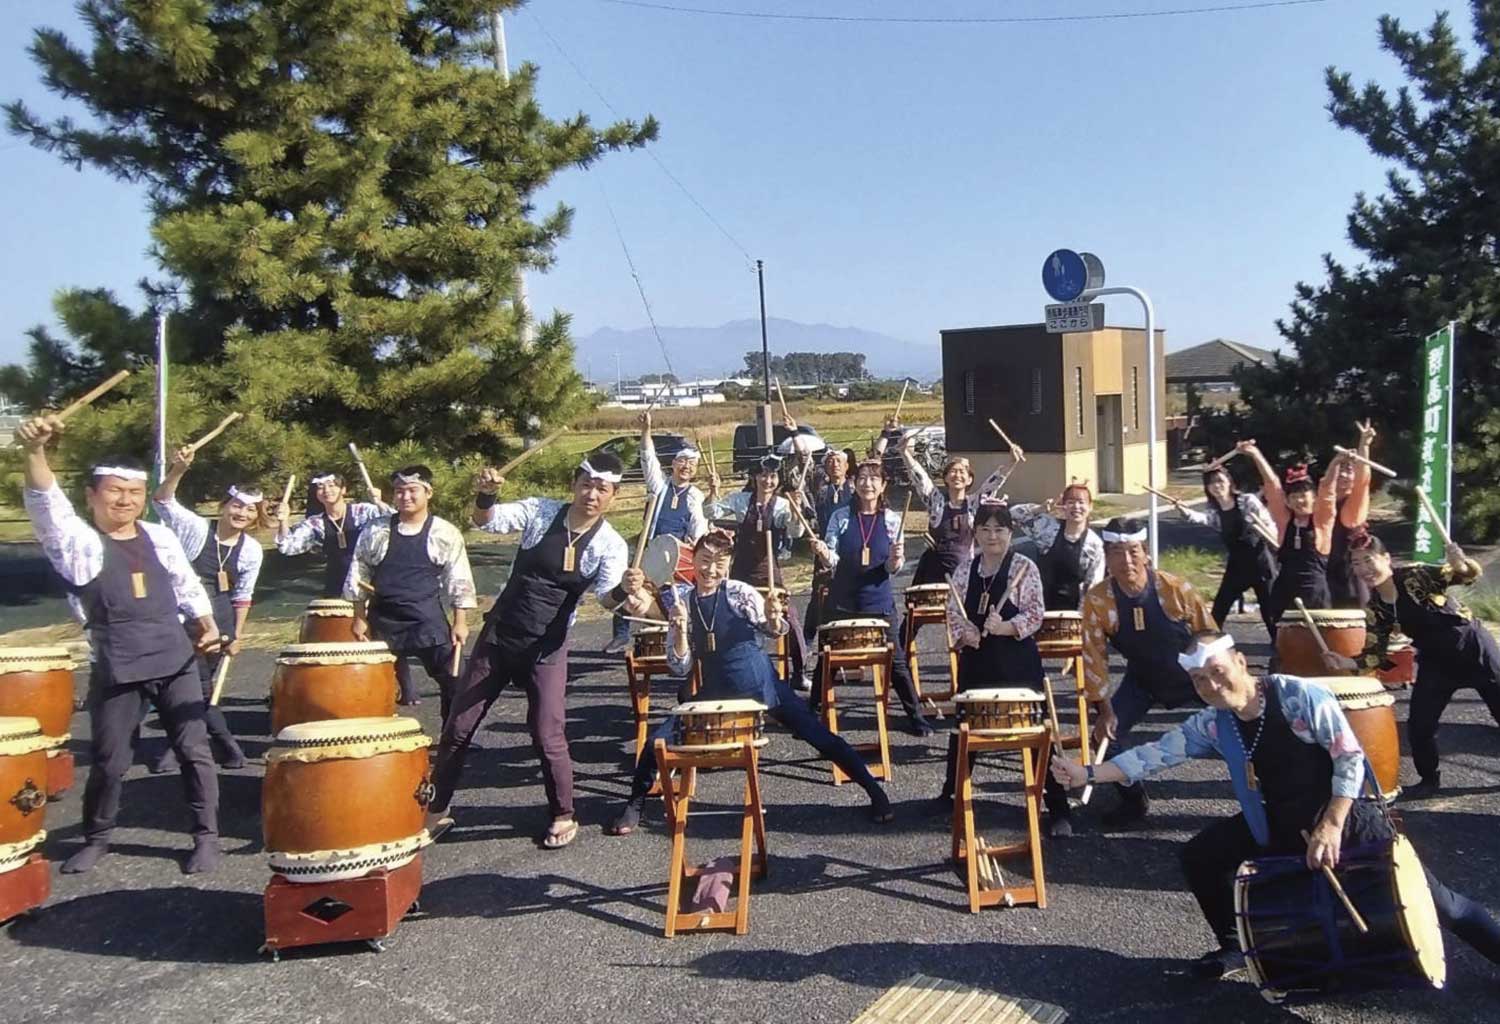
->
[1035,612,1084,659]
[263,716,433,883]
[0,717,49,873]
[1275,609,1367,677]
[1308,677,1402,800]
[903,583,950,616]
[633,627,670,663]
[668,699,767,751]
[0,647,75,797]
[270,642,398,735]
[1235,835,1445,1003]
[952,688,1047,735]
[817,618,889,653]
[298,599,360,643]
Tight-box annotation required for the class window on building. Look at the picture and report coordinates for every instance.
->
[1030,368,1042,414]
[964,370,976,415]
[1131,366,1140,431]
[1074,367,1084,436]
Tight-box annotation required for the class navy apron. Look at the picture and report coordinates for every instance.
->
[831,509,895,615]
[369,516,450,652]
[320,508,364,598]
[816,481,854,535]
[1108,572,1197,707]
[654,482,695,542]
[1327,507,1370,609]
[75,530,196,684]
[689,587,780,708]
[190,529,243,639]
[1040,529,1088,611]
[484,505,603,663]
[913,499,971,586]
[957,549,1043,687]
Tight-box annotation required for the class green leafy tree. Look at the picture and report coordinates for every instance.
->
[0,288,159,411]
[1234,2,1500,539]
[6,0,652,515]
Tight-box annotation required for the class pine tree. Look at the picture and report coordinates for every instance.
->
[1234,2,1500,539]
[6,0,654,512]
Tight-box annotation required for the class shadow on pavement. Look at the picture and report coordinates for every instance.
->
[8,886,262,964]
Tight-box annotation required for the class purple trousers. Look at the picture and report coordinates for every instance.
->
[431,640,574,818]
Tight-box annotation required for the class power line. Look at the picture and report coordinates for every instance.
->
[594,0,1332,24]
[527,9,755,265]
[598,180,678,381]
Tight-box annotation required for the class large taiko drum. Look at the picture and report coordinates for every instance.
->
[0,717,49,873]
[817,618,889,653]
[1235,835,1444,1003]
[298,599,359,643]
[269,642,398,735]
[904,583,950,617]
[1376,637,1416,688]
[263,716,433,883]
[0,648,75,795]
[1035,611,1084,658]
[953,688,1047,735]
[1275,609,1367,677]
[668,699,767,751]
[1309,677,1402,800]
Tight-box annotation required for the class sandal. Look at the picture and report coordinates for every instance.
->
[542,818,579,850]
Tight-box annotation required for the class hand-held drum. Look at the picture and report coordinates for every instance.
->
[633,627,669,662]
[0,717,49,870]
[1035,611,1084,658]
[1308,677,1401,800]
[952,688,1047,735]
[298,599,359,643]
[668,699,767,751]
[1275,609,1367,677]
[1376,638,1416,688]
[1235,835,1445,1003]
[270,642,398,735]
[263,716,433,883]
[817,618,889,653]
[904,583,950,615]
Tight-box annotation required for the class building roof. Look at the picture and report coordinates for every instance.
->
[1166,338,1278,384]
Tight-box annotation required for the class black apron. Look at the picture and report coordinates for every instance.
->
[1218,502,1277,586]
[1108,572,1198,707]
[74,530,196,684]
[369,516,450,652]
[1040,529,1088,611]
[913,498,972,585]
[1327,507,1370,609]
[484,505,604,662]
[831,509,895,615]
[1240,683,1334,842]
[957,549,1043,687]
[320,508,362,598]
[190,529,243,638]
[730,497,784,589]
[1270,518,1331,620]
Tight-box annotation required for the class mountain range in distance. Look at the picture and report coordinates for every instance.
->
[573,317,940,383]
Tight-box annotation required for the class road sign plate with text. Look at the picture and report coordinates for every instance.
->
[1044,302,1103,334]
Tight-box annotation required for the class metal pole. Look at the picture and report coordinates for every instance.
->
[1082,285,1159,564]
[155,312,168,484]
[757,259,771,403]
[492,10,534,346]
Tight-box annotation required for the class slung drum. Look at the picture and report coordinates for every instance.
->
[270,642,398,735]
[668,699,767,751]
[263,716,433,883]
[0,717,49,867]
[1308,677,1402,800]
[953,688,1047,735]
[1276,608,1367,677]
[298,599,359,644]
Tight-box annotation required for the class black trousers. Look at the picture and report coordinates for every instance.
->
[393,644,459,722]
[813,609,925,721]
[87,660,218,842]
[1408,626,1500,782]
[1211,553,1277,636]
[140,655,242,769]
[939,732,1071,817]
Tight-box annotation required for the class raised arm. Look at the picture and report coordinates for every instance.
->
[639,414,667,498]
[901,440,934,500]
[1238,440,1287,529]
[1339,419,1377,529]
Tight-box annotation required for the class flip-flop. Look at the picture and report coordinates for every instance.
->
[426,816,455,841]
[542,819,579,850]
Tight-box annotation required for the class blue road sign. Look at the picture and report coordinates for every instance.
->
[1042,249,1087,303]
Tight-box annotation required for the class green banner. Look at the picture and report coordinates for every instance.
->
[1414,322,1456,563]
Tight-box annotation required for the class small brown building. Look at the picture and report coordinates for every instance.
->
[941,322,1166,504]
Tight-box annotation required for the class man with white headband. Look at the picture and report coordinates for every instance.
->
[604,411,708,655]
[347,464,477,716]
[426,451,649,850]
[1079,516,1214,823]
[275,468,389,600]
[1053,630,1500,982]
[146,444,265,771]
[17,414,223,875]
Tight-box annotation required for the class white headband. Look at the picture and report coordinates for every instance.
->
[579,459,623,484]
[1177,634,1235,670]
[674,447,701,461]
[310,473,339,486]
[227,486,264,504]
[92,465,149,482]
[392,472,432,490]
[1101,525,1149,544]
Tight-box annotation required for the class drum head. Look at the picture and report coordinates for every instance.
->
[1041,611,1083,622]
[636,626,668,638]
[1391,835,1447,988]
[671,699,767,716]
[275,716,422,744]
[305,599,355,612]
[641,535,682,586]
[1307,677,1395,708]
[277,641,393,658]
[0,716,48,756]
[818,618,889,632]
[1277,609,1366,626]
[0,647,74,672]
[905,584,950,594]
[954,687,1045,703]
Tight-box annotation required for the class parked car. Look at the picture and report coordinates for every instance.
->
[588,432,692,483]
[730,421,830,475]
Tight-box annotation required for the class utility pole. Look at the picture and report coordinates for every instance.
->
[492,10,534,346]
[756,259,773,446]
[154,312,168,486]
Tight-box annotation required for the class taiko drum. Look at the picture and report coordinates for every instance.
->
[269,642,398,735]
[1309,676,1401,800]
[0,717,49,849]
[1275,609,1367,677]
[953,688,1047,734]
[298,599,360,643]
[1035,612,1085,658]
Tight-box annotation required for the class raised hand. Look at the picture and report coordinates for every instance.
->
[477,467,505,495]
[16,414,63,451]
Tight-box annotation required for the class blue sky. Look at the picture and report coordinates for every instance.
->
[0,0,1454,372]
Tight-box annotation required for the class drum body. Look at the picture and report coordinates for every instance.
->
[1308,677,1401,799]
[633,627,669,662]
[904,583,950,615]
[270,642,398,735]
[263,717,432,883]
[953,688,1046,735]
[298,599,359,643]
[668,699,767,751]
[1235,835,1444,1003]
[1376,640,1416,688]
[1275,609,1367,677]
[817,618,889,652]
[0,717,49,859]
[0,648,75,739]
[1035,611,1084,658]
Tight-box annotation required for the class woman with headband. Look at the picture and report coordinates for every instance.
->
[1009,479,1105,612]
[899,434,1023,588]
[347,465,478,718]
[145,445,264,771]
[1171,464,1279,634]
[17,414,223,874]
[427,452,651,850]
[274,469,390,600]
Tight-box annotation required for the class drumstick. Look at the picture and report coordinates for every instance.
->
[894,491,914,548]
[893,378,911,422]
[279,474,297,512]
[1205,447,1243,471]
[1293,597,1332,655]
[208,653,233,706]
[1414,486,1454,548]
[1139,483,1183,508]
[1332,445,1397,479]
[348,441,381,500]
[764,526,776,589]
[634,491,663,570]
[55,369,131,421]
[185,411,243,454]
[449,639,463,678]
[1079,738,1110,805]
[496,426,569,477]
[774,377,791,423]
[1300,829,1371,934]
[987,418,1026,461]
[622,615,670,627]
[1042,675,1066,758]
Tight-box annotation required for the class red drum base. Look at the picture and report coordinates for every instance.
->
[45,749,73,799]
[0,854,49,922]
[262,854,423,956]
